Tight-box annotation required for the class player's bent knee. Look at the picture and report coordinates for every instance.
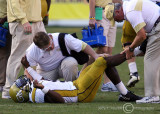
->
[94,57,107,66]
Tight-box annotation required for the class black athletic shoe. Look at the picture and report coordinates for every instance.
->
[119,91,142,102]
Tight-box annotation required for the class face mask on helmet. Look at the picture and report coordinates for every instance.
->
[15,75,31,88]
[9,75,31,103]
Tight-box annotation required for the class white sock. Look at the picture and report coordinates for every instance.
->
[115,81,128,95]
[128,62,138,73]
[134,46,142,56]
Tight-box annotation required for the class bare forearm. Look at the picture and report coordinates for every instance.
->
[130,37,144,49]
[27,67,43,81]
[24,69,33,81]
[83,45,98,59]
[130,28,146,49]
[89,0,96,17]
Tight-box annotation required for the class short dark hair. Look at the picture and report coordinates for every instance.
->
[33,32,50,49]
[113,3,122,16]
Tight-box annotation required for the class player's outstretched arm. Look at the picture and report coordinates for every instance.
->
[33,80,65,103]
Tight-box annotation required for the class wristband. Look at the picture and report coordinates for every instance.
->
[89,17,95,20]
[41,87,49,94]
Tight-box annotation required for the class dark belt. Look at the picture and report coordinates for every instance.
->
[154,16,160,27]
[95,6,105,10]
[12,20,36,23]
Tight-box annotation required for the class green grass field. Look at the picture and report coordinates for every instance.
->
[0,27,160,114]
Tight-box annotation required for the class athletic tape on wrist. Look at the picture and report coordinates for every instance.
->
[41,87,49,94]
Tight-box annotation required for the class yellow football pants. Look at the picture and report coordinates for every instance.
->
[73,57,107,102]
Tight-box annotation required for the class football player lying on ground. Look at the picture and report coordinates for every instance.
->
[9,53,142,103]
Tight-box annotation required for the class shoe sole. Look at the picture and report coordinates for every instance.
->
[2,96,11,99]
[136,101,160,104]
[118,98,134,102]
[127,80,139,88]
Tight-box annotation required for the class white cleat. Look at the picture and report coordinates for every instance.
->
[136,96,160,104]
[2,91,11,99]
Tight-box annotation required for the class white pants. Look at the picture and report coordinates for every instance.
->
[2,21,46,95]
[144,22,160,96]
[36,57,78,81]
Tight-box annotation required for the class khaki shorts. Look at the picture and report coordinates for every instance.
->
[121,21,136,48]
[97,10,117,47]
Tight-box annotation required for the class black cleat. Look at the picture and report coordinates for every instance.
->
[119,91,142,102]
[127,72,140,88]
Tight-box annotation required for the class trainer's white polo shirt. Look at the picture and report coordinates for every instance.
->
[123,0,160,33]
[26,33,84,71]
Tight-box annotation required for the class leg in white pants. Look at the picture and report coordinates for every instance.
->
[37,57,78,82]
[59,57,78,81]
[37,68,59,81]
[144,25,160,97]
[144,37,160,97]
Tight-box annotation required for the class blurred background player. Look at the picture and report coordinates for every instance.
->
[84,0,123,92]
[121,20,140,87]
[41,0,51,26]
